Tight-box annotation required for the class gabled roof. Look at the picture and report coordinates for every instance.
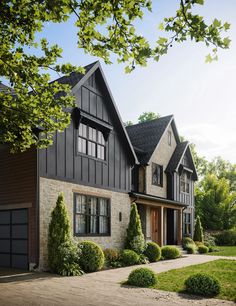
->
[126,115,178,164]
[166,141,198,181]
[0,83,15,95]
[53,61,138,164]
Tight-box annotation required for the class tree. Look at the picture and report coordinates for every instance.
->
[138,112,160,123]
[125,203,145,254]
[193,215,203,242]
[124,121,133,127]
[48,193,71,272]
[0,0,231,152]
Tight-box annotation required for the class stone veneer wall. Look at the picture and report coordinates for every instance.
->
[39,177,131,270]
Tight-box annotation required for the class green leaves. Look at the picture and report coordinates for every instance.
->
[0,0,231,152]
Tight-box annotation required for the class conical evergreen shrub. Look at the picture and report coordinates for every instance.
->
[125,203,145,254]
[48,193,71,272]
[193,216,204,242]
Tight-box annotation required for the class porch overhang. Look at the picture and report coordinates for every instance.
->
[129,192,188,209]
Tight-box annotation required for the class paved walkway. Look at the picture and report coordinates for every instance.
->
[0,255,235,306]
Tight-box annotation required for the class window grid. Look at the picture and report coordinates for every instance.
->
[183,213,191,236]
[180,172,190,193]
[78,123,106,160]
[74,194,110,236]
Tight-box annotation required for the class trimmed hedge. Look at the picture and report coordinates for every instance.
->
[127,267,158,287]
[78,241,104,272]
[198,245,209,254]
[185,273,221,297]
[120,249,139,266]
[144,242,161,262]
[161,246,180,259]
[103,248,119,263]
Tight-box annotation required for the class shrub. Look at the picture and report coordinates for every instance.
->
[78,241,104,272]
[204,232,216,247]
[161,246,180,259]
[194,241,204,247]
[125,203,145,254]
[144,242,161,262]
[198,245,209,254]
[193,216,204,242]
[186,244,197,254]
[103,248,119,263]
[48,193,72,273]
[185,273,221,297]
[127,268,158,287]
[214,229,236,246]
[138,254,149,264]
[182,237,195,250]
[120,249,139,266]
[57,241,83,276]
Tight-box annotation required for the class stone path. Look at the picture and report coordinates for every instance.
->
[0,255,235,306]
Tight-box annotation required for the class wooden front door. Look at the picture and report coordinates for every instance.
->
[151,208,159,243]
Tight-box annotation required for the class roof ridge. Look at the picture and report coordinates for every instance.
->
[126,114,173,129]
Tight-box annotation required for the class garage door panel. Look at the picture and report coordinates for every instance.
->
[12,210,28,224]
[12,240,28,254]
[0,239,10,253]
[12,224,28,239]
[0,225,10,238]
[0,254,11,267]
[0,211,10,224]
[12,255,28,269]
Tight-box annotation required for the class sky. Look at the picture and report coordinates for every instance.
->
[38,1,236,163]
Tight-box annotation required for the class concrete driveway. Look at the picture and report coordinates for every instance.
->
[0,255,235,306]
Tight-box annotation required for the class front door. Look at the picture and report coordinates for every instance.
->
[151,208,158,243]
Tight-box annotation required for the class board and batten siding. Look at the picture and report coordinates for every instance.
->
[38,71,132,192]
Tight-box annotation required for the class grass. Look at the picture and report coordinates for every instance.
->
[154,259,236,301]
[206,246,236,257]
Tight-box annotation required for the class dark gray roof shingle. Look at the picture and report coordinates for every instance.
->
[126,115,173,164]
[166,141,189,173]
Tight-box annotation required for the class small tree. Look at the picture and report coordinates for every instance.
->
[125,203,145,254]
[48,193,71,272]
[193,216,204,242]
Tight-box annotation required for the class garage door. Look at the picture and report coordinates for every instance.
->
[0,209,28,269]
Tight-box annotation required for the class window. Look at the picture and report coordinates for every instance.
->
[183,213,191,236]
[182,155,188,166]
[180,172,190,193]
[78,123,106,160]
[168,130,172,146]
[74,194,110,236]
[152,163,163,186]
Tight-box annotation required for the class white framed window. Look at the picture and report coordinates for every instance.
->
[180,172,190,193]
[152,163,163,187]
[168,131,172,146]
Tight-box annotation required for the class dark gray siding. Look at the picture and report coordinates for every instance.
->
[39,71,132,192]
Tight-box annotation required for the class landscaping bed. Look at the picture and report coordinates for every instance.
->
[154,259,236,302]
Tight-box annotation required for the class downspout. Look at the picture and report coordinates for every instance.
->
[34,148,40,270]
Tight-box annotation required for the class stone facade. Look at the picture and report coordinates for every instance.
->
[39,177,131,270]
[146,125,177,197]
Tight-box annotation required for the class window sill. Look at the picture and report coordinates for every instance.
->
[76,151,107,164]
[74,233,111,237]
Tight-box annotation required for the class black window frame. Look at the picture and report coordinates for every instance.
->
[74,193,111,237]
[77,123,106,161]
[183,212,191,236]
[152,163,163,187]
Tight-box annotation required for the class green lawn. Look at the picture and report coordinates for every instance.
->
[206,246,236,257]
[155,260,236,301]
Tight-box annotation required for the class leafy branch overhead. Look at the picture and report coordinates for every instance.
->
[0,0,231,152]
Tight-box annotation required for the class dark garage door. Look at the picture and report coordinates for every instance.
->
[0,209,28,269]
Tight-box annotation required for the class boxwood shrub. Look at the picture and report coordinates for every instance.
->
[161,246,180,259]
[120,249,139,266]
[186,244,197,254]
[185,273,221,297]
[144,242,161,262]
[103,248,119,263]
[127,267,158,287]
[198,245,209,254]
[78,241,104,272]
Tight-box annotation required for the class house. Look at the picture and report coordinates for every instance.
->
[126,116,198,246]
[0,62,137,270]
[0,61,197,271]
